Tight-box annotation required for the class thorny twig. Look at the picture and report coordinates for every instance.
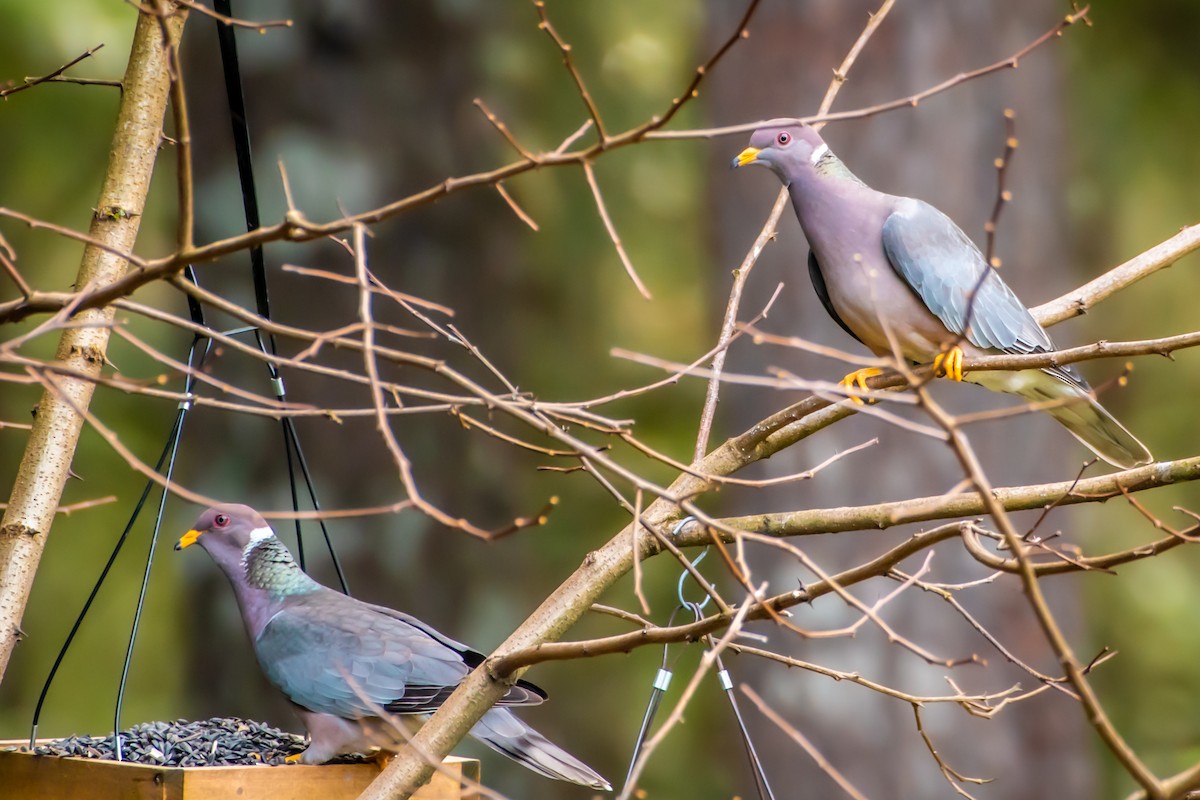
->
[0,45,106,98]
[983,109,1018,267]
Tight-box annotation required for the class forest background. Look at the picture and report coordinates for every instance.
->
[1,2,1199,798]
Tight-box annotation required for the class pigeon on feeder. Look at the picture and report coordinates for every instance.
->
[731,120,1152,468]
[176,504,610,791]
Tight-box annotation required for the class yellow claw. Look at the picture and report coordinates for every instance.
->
[839,367,884,405]
[285,753,303,764]
[933,346,965,382]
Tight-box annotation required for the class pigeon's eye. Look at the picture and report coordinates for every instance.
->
[214,514,230,528]
[776,131,791,146]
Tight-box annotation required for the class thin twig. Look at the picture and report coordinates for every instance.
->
[581,160,651,299]
[473,98,534,160]
[630,490,650,615]
[814,0,897,123]
[694,191,787,460]
[983,109,1017,266]
[175,0,292,30]
[742,684,870,800]
[647,6,1091,140]
[155,0,193,250]
[533,1,607,143]
[493,182,539,231]
[0,234,31,298]
[913,705,990,798]
[1,45,106,99]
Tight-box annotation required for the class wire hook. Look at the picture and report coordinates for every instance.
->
[673,517,712,611]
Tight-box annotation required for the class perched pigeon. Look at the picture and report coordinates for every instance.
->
[732,121,1151,468]
[176,504,609,790]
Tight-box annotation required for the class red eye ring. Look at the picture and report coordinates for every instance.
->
[214,514,230,528]
[776,131,791,146]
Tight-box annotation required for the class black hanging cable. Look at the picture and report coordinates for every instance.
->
[212,0,348,592]
[621,604,687,793]
[26,426,176,749]
[27,394,194,752]
[281,421,351,590]
[624,602,775,800]
[212,0,268,325]
[28,412,190,754]
[30,266,209,755]
[713,650,776,800]
[622,526,711,795]
[113,330,210,760]
[620,518,777,799]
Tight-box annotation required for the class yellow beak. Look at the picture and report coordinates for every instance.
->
[732,146,762,168]
[175,529,202,551]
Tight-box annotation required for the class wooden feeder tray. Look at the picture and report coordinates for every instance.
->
[0,740,479,800]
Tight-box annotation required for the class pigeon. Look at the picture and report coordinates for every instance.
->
[732,121,1151,467]
[176,504,609,790]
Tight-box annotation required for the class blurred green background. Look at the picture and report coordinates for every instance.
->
[1,2,1197,797]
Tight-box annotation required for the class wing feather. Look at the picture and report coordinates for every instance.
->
[881,199,1084,387]
[253,588,544,719]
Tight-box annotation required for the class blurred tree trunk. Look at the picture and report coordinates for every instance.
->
[707,1,1093,797]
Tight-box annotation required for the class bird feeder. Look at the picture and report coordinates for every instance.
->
[0,742,479,800]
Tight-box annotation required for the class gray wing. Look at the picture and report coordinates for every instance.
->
[254,590,542,718]
[881,199,1084,386]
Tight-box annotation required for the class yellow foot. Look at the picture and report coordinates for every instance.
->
[932,346,965,382]
[285,753,303,764]
[839,367,884,405]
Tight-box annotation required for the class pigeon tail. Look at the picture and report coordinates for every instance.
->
[470,708,611,791]
[996,369,1153,469]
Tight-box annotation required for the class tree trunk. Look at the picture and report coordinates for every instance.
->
[0,6,186,682]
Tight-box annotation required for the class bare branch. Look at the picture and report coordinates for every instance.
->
[473,98,534,160]
[742,684,871,800]
[694,192,787,460]
[581,160,651,299]
[648,7,1091,140]
[532,1,607,143]
[1,44,106,99]
[814,0,896,121]
[983,109,1017,266]
[912,380,1161,793]
[1033,222,1200,326]
[174,0,292,30]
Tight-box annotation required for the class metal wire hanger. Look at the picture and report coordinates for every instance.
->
[621,518,776,799]
[212,0,348,591]
[29,267,210,756]
[30,2,352,755]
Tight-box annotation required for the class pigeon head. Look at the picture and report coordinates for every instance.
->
[176,504,273,554]
[731,120,835,183]
[177,504,317,603]
[176,503,283,582]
